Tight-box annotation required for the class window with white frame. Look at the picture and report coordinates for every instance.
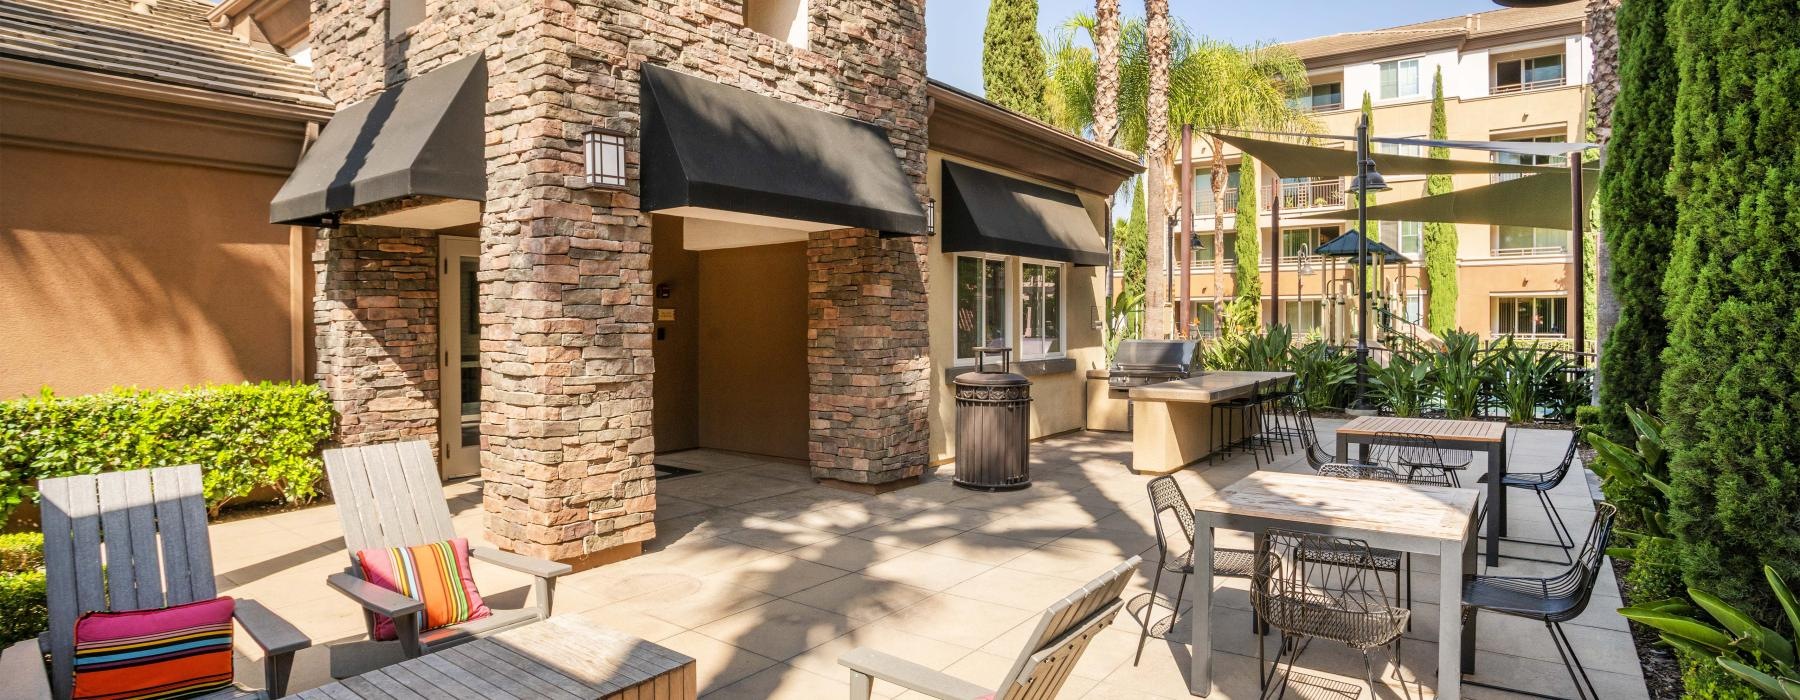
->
[1377,58,1421,99]
[1280,226,1337,261]
[1495,295,1568,337]
[1493,53,1564,93]
[954,256,1008,361]
[1020,261,1064,358]
[1379,220,1423,258]
[1401,291,1425,324]
[1493,225,1568,256]
[1289,81,1344,112]
[1375,135,1426,158]
[1281,300,1323,334]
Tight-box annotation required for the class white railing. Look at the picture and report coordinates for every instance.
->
[1491,76,1566,94]
[1491,244,1569,257]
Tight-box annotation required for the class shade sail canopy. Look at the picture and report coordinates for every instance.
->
[1316,230,1410,263]
[1298,169,1600,229]
[1211,132,1566,178]
[271,54,485,225]
[640,64,927,236]
[939,162,1107,266]
[1222,129,1599,157]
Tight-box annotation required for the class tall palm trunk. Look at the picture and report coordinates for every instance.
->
[1209,137,1228,330]
[1142,0,1172,338]
[1093,0,1120,149]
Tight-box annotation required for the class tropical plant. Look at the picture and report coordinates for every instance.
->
[1367,351,1433,417]
[1430,330,1490,419]
[982,0,1049,120]
[1104,288,1145,363]
[1290,338,1356,410]
[1422,67,1458,335]
[1490,339,1569,423]
[1659,0,1800,623]
[1618,566,1800,699]
[1586,406,1680,598]
[1200,324,1291,373]
[1090,0,1120,148]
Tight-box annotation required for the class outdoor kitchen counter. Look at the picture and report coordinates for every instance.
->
[1127,370,1294,474]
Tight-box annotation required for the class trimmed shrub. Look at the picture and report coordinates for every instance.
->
[0,533,42,574]
[1622,534,1684,603]
[1678,650,1764,700]
[981,0,1048,120]
[1574,404,1601,430]
[1423,68,1458,336]
[1659,0,1800,623]
[1229,157,1262,332]
[0,568,46,645]
[0,383,333,520]
[1596,0,1677,443]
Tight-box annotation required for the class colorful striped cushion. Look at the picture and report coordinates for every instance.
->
[355,537,490,641]
[72,596,235,700]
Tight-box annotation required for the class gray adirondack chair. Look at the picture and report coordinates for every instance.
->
[0,465,310,700]
[839,556,1141,700]
[321,441,571,678]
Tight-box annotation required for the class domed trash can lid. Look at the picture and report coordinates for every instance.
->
[954,346,1030,388]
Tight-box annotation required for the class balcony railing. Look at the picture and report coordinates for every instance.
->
[1491,76,1566,94]
[1491,244,1570,257]
[1193,178,1345,216]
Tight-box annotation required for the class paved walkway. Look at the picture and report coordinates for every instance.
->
[215,420,1648,699]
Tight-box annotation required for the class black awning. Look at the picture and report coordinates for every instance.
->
[270,54,486,225]
[939,161,1107,266]
[639,64,927,236]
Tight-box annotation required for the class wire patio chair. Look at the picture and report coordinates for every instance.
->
[1477,433,1582,565]
[1463,503,1619,700]
[1133,475,1258,666]
[1253,529,1412,700]
[1373,432,1465,487]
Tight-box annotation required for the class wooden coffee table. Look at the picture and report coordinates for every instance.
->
[293,615,696,699]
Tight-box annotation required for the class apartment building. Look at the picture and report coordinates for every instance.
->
[1166,4,1590,347]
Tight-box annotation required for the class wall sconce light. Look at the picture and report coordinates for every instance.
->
[584,128,628,189]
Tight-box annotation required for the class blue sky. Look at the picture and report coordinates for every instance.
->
[926,0,1502,95]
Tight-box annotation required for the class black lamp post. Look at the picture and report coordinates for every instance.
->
[1348,115,1391,411]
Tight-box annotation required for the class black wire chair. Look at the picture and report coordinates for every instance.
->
[1477,433,1581,565]
[1463,503,1618,700]
[1254,529,1412,700]
[1295,409,1393,480]
[1133,475,1257,666]
[1374,432,1465,487]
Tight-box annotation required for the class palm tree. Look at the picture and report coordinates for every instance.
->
[1142,0,1172,337]
[1047,17,1311,336]
[1092,0,1121,149]
[1180,41,1311,324]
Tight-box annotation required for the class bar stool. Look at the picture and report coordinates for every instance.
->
[1210,379,1273,469]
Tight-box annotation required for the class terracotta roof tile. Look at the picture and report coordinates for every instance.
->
[0,0,328,108]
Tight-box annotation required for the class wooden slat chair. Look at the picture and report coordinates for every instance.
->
[321,441,572,679]
[839,557,1140,700]
[0,465,310,700]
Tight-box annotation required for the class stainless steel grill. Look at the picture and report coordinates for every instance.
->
[1108,339,1199,397]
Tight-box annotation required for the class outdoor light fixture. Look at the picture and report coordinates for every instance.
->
[583,128,628,189]
[1347,159,1391,194]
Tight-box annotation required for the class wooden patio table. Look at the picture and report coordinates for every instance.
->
[292,614,696,700]
[1333,415,1509,566]
[1188,471,1479,699]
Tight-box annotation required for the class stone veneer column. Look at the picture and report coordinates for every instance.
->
[312,223,438,447]
[807,230,932,488]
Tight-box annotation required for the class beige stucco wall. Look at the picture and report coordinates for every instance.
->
[925,153,1110,464]
[0,82,313,399]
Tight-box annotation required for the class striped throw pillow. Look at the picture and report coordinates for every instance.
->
[355,537,490,641]
[72,596,235,700]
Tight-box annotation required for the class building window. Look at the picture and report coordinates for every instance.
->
[1375,135,1425,158]
[1194,231,1241,269]
[1280,226,1337,260]
[1020,261,1064,358]
[1401,291,1425,325]
[1377,58,1421,100]
[1493,225,1568,256]
[1493,53,1565,93]
[1195,166,1242,216]
[1281,300,1324,335]
[1495,295,1568,338]
[1379,220,1423,258]
[1289,82,1343,112]
[1190,302,1218,337]
[955,256,1008,361]
[388,0,424,39]
[744,0,809,49]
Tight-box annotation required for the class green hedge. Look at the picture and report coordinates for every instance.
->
[0,532,42,573]
[0,383,333,521]
[0,568,46,645]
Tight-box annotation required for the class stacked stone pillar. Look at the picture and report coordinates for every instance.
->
[312,223,439,448]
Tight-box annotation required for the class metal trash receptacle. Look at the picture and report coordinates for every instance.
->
[952,346,1031,491]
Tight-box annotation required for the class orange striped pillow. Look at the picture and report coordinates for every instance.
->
[355,538,490,641]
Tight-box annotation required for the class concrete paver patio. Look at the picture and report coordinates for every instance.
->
[216,419,1648,699]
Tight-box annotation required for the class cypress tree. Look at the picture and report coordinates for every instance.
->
[1119,179,1148,301]
[1230,158,1262,331]
[1659,0,1800,620]
[1422,68,1458,334]
[1359,92,1376,208]
[1597,0,1677,442]
[982,0,1049,120]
